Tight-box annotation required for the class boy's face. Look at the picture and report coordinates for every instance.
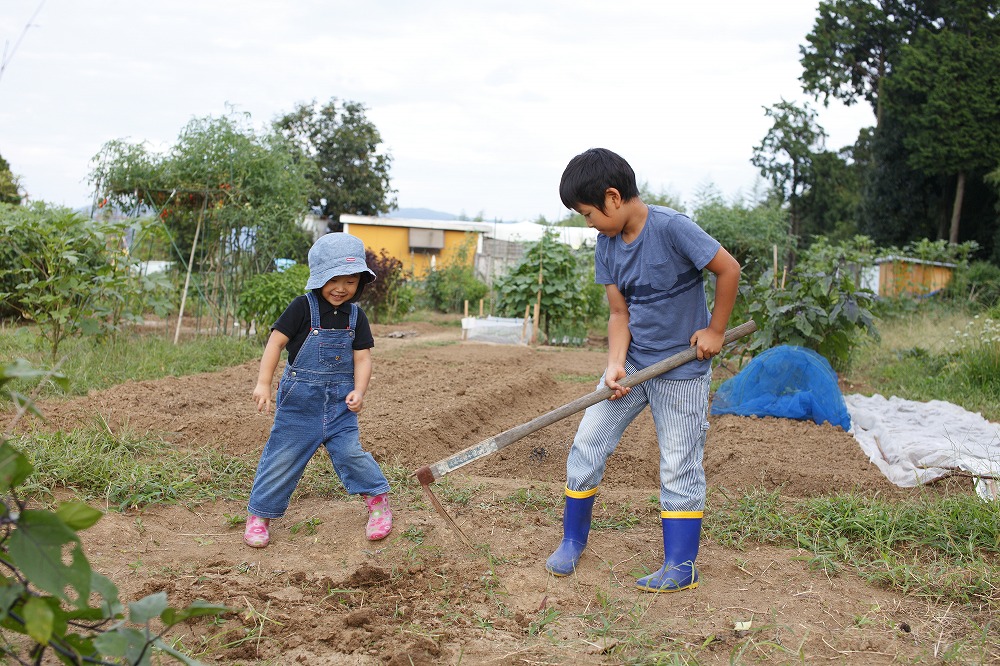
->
[321,274,360,307]
[576,189,626,237]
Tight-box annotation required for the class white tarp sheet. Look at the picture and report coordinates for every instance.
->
[845,394,1000,500]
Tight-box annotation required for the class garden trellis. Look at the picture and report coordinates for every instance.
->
[88,114,314,341]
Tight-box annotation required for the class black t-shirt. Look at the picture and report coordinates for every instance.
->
[272,291,375,365]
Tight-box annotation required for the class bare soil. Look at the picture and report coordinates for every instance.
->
[15,321,987,664]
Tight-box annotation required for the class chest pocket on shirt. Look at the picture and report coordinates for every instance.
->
[646,260,678,291]
[318,337,352,369]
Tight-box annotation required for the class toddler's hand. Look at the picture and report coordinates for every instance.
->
[346,390,365,413]
[253,383,272,413]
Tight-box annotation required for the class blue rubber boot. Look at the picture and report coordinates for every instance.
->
[545,488,597,576]
[635,511,702,592]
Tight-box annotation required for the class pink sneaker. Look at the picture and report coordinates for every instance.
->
[243,514,270,548]
[364,494,393,541]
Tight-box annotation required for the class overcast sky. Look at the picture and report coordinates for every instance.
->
[1,1,875,222]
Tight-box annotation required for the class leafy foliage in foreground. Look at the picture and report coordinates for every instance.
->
[0,362,230,664]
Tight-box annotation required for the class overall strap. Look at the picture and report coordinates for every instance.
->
[348,303,358,330]
[305,291,322,330]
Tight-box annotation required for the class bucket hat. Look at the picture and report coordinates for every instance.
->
[305,233,376,290]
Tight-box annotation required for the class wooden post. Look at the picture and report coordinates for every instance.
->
[532,253,543,345]
[532,300,540,345]
[174,208,203,345]
[462,300,469,340]
[479,298,484,317]
[520,303,530,343]
[773,245,779,288]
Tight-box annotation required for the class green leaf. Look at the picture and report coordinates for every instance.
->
[55,502,103,531]
[0,443,33,494]
[160,600,233,627]
[23,596,54,644]
[0,581,26,623]
[130,591,169,624]
[93,626,149,661]
[8,510,91,607]
[91,570,124,619]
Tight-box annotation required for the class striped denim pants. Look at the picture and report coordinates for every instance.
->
[566,364,712,512]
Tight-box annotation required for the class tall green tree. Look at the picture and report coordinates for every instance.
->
[751,100,827,254]
[798,0,972,126]
[884,24,1000,243]
[274,98,397,223]
[0,151,21,204]
[798,145,863,243]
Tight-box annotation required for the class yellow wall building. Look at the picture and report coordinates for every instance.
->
[876,256,955,298]
[339,215,493,278]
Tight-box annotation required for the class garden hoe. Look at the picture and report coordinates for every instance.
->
[414,320,757,550]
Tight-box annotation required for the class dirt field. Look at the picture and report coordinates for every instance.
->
[17,321,989,665]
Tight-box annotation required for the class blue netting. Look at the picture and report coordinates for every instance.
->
[710,345,852,431]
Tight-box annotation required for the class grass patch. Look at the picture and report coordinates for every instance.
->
[11,420,394,511]
[848,309,1000,420]
[0,325,261,398]
[706,487,1000,610]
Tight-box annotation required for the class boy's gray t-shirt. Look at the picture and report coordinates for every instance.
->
[594,205,720,378]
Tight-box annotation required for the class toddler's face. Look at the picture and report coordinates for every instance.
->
[321,274,360,307]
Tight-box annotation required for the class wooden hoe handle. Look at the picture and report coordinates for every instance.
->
[414,320,757,485]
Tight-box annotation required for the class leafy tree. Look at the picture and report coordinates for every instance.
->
[0,151,21,205]
[691,184,791,270]
[799,0,923,126]
[0,360,231,664]
[884,24,1000,243]
[274,98,397,222]
[859,115,949,246]
[91,113,313,270]
[90,113,314,334]
[798,145,864,243]
[751,99,827,255]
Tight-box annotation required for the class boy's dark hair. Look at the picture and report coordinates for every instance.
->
[559,148,640,211]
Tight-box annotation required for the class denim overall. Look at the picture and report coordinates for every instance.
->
[247,291,390,520]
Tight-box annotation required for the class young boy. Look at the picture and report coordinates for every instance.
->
[244,232,392,548]
[545,148,741,592]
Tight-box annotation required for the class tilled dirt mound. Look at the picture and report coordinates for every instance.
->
[10,324,979,664]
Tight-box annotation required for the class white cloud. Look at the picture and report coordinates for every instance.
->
[1,0,875,220]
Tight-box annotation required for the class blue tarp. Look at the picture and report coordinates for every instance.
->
[710,345,852,431]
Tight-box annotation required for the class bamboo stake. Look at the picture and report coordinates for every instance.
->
[174,208,203,345]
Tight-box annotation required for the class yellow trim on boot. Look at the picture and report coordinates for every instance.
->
[660,510,704,519]
[566,486,598,499]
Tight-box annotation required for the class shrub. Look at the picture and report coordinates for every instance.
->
[359,249,414,323]
[236,263,309,340]
[0,203,172,359]
[741,237,879,372]
[420,235,487,313]
[946,260,1000,310]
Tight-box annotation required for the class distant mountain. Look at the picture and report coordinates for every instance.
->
[384,207,457,220]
